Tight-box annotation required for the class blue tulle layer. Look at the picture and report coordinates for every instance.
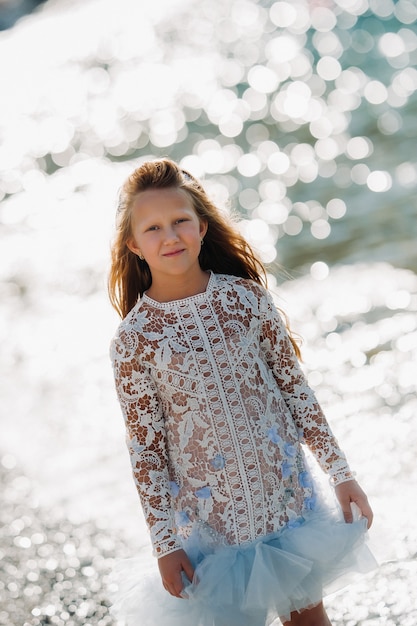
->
[110,511,377,626]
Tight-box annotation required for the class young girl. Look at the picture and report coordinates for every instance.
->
[108,158,376,626]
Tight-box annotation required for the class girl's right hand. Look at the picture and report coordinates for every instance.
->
[158,549,195,598]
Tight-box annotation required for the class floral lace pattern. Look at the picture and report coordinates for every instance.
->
[110,274,354,557]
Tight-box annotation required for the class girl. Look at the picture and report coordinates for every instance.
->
[108,158,376,626]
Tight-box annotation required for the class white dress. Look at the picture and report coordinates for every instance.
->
[110,272,376,625]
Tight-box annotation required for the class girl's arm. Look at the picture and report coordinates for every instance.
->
[260,290,359,486]
[111,330,182,558]
[260,291,373,526]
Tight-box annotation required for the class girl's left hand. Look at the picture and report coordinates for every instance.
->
[334,479,373,529]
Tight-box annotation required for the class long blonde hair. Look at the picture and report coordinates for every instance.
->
[108,158,301,357]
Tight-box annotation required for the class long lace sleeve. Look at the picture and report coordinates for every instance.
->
[111,330,182,557]
[260,290,355,486]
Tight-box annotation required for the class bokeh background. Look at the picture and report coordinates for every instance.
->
[1,0,416,624]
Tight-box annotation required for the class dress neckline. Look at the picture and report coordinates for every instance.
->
[142,271,215,308]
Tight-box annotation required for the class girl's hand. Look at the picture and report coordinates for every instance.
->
[158,549,194,598]
[334,479,373,529]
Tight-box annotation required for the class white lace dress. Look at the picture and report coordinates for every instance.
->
[110,273,375,625]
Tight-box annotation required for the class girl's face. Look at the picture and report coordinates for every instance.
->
[127,187,208,285]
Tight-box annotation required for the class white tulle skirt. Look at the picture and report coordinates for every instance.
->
[109,507,377,626]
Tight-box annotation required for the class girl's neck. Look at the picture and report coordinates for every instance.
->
[146,270,211,303]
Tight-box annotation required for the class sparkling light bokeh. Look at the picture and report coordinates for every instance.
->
[0,0,416,624]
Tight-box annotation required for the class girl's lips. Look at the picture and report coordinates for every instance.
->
[163,249,184,257]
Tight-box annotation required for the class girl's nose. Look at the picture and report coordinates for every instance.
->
[163,226,179,243]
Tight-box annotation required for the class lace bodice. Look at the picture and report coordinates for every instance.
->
[110,273,353,557]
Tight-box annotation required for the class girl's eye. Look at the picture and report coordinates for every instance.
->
[147,225,159,231]
[175,218,188,224]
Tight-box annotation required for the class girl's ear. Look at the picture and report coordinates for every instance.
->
[126,238,141,256]
[199,220,208,239]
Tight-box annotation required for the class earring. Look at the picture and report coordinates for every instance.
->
[200,239,204,246]
[138,252,145,260]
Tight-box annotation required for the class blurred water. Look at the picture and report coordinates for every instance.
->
[1,0,417,275]
[1,0,417,624]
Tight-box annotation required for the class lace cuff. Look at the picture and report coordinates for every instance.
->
[155,542,184,559]
[329,468,357,487]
